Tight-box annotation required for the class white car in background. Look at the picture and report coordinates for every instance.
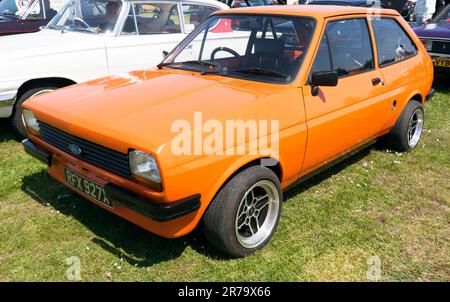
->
[0,0,228,136]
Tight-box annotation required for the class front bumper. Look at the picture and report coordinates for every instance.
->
[22,138,201,223]
[105,183,200,222]
[0,89,17,118]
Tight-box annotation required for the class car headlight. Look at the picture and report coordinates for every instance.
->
[22,109,40,133]
[129,150,161,185]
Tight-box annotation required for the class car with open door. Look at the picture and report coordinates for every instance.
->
[0,0,65,36]
[0,0,228,136]
[22,5,433,257]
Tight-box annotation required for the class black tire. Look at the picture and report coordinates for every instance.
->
[203,165,282,257]
[386,100,424,152]
[11,86,57,137]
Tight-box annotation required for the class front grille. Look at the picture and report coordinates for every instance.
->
[39,122,132,180]
[431,41,450,55]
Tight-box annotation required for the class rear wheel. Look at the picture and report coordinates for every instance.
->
[386,100,424,152]
[203,166,282,257]
[11,87,57,137]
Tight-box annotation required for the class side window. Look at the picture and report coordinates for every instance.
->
[310,34,332,74]
[371,18,417,66]
[25,0,43,19]
[182,4,218,33]
[326,18,374,77]
[121,2,181,35]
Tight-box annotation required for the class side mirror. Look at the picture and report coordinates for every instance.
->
[162,50,169,58]
[311,71,338,96]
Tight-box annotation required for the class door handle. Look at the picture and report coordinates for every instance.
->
[371,77,383,86]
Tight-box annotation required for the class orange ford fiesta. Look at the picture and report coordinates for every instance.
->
[22,6,434,257]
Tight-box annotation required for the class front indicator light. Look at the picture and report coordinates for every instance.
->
[22,109,40,133]
[129,150,161,186]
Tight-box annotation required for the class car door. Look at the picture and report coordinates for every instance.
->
[301,17,388,173]
[370,16,422,133]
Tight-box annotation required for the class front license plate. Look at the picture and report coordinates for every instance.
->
[433,57,450,68]
[64,167,114,208]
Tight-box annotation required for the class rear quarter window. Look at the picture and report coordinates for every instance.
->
[371,17,418,67]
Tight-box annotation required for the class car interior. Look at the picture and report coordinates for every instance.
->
[195,17,315,81]
[122,3,181,35]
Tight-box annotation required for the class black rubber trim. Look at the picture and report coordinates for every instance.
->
[285,139,376,193]
[22,139,52,166]
[104,183,201,222]
[426,88,435,102]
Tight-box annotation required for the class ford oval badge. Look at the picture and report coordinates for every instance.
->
[69,144,82,155]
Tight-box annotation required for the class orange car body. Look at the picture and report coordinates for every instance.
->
[23,6,433,238]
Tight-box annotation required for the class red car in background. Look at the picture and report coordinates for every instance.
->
[0,0,62,36]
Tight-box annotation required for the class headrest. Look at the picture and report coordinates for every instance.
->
[254,38,284,58]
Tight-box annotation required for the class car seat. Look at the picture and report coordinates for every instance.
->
[253,38,287,72]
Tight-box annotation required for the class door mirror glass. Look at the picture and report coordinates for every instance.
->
[311,71,338,87]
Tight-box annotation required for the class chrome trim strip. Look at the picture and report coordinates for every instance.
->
[430,53,450,58]
[419,37,450,42]
[0,90,17,108]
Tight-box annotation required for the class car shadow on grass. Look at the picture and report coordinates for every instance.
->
[21,170,233,268]
[0,120,21,143]
[283,147,372,200]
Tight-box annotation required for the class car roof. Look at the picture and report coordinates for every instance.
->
[216,4,399,18]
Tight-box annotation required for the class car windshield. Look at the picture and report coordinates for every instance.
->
[46,0,122,34]
[161,14,315,84]
[432,4,449,23]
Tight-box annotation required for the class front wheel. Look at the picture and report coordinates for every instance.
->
[203,166,282,257]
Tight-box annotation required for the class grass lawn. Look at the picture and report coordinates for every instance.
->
[0,80,448,281]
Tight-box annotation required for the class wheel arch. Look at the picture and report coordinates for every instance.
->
[201,156,283,214]
[15,77,77,104]
[409,93,423,104]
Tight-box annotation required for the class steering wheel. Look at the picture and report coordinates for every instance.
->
[211,47,244,65]
[73,17,90,28]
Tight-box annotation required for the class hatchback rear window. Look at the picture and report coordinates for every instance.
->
[371,17,417,67]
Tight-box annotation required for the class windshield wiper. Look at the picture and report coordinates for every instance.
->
[157,62,173,69]
[182,60,220,68]
[202,67,289,79]
[70,27,99,34]
[158,60,220,71]
[232,67,289,79]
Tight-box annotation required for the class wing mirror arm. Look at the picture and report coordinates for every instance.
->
[310,71,338,96]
